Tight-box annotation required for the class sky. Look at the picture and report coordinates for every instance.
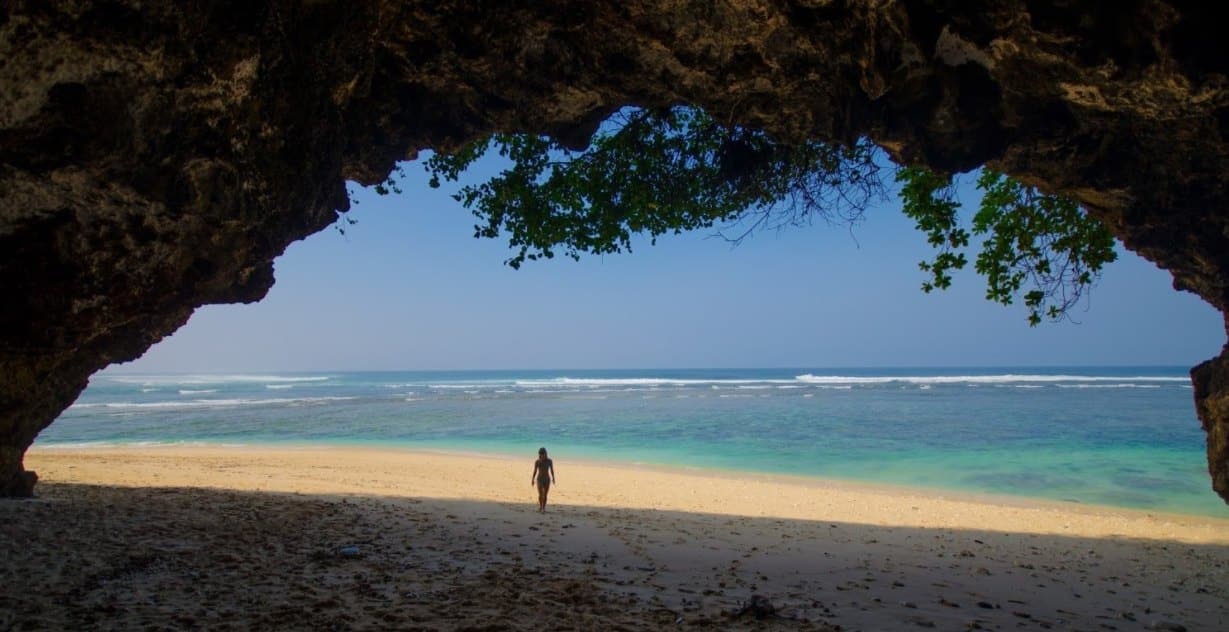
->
[118,152,1225,372]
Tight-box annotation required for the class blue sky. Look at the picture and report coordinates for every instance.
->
[120,153,1224,371]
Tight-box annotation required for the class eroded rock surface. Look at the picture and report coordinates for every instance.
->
[2,1,1228,499]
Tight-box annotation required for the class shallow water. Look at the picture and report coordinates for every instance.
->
[39,367,1227,517]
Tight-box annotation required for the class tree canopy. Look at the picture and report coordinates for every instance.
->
[394,106,1117,325]
[895,167,1117,325]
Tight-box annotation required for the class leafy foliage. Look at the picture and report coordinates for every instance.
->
[894,167,968,293]
[898,167,1117,325]
[369,106,1117,325]
[424,107,883,268]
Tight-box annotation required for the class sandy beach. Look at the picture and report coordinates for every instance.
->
[3,446,1228,630]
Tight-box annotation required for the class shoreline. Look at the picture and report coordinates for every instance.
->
[7,445,1229,630]
[29,440,1229,526]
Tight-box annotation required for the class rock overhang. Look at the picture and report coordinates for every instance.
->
[1,0,1227,500]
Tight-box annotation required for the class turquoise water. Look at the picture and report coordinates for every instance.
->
[38,367,1228,517]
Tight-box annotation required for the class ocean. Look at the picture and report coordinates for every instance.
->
[37,367,1228,517]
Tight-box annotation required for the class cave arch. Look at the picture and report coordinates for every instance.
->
[2,1,1227,500]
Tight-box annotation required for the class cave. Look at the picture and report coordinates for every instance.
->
[2,1,1228,501]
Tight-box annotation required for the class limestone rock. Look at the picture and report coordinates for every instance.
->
[2,1,1228,500]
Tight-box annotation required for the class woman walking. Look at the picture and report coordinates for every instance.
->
[531,447,555,513]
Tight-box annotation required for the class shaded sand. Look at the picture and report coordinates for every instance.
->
[3,447,1227,630]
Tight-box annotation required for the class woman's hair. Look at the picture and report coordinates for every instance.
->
[538,447,547,455]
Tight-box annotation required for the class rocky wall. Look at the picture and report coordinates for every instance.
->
[2,0,1227,500]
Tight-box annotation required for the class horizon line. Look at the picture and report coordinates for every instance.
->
[97,363,1196,375]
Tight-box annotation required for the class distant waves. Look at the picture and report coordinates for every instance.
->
[792,373,1188,386]
[69,396,356,411]
[105,374,334,386]
[71,370,1194,413]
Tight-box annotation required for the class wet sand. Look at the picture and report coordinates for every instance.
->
[3,446,1228,630]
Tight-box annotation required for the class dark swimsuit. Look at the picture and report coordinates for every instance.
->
[536,458,552,488]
